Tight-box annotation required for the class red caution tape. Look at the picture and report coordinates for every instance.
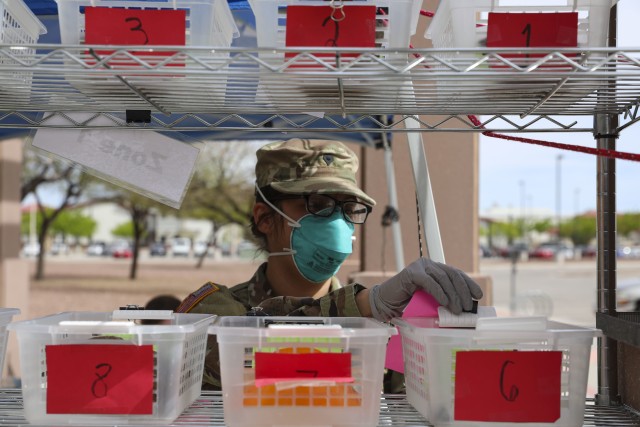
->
[468,115,640,162]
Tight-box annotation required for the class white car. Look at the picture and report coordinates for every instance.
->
[171,238,191,257]
[86,242,107,256]
[617,278,640,311]
[193,241,212,257]
[22,242,40,257]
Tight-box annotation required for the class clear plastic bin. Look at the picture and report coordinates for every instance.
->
[54,0,239,106]
[424,0,616,110]
[56,0,238,47]
[392,317,599,427]
[0,0,47,94]
[0,308,20,377]
[249,0,418,110]
[8,310,216,425]
[211,316,396,427]
[426,0,616,51]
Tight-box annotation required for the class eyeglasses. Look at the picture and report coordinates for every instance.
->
[271,193,372,224]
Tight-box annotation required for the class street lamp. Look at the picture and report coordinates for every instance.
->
[556,154,564,243]
[519,180,526,239]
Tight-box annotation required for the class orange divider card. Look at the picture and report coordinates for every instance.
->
[255,352,353,387]
[454,350,562,423]
[486,12,577,69]
[285,5,376,63]
[46,344,154,415]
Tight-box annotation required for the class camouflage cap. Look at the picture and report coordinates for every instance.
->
[255,138,376,206]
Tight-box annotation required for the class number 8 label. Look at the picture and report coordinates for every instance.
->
[45,344,154,415]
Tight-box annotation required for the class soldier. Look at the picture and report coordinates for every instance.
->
[177,138,483,390]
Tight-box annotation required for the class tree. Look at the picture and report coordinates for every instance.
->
[618,213,640,237]
[564,215,597,246]
[112,221,135,238]
[181,142,257,268]
[112,192,166,279]
[50,210,97,241]
[21,147,87,279]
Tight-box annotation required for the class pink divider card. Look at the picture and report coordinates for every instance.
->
[384,290,440,373]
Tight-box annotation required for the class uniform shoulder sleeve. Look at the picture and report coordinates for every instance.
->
[317,283,366,317]
[177,282,248,316]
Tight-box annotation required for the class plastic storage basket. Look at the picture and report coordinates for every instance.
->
[424,0,616,111]
[392,317,599,427]
[0,0,47,94]
[54,0,238,107]
[212,316,396,427]
[249,0,418,110]
[426,0,616,52]
[8,310,216,425]
[0,308,19,377]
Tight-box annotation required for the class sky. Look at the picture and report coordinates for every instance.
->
[479,1,640,216]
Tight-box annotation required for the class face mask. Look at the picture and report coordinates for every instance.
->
[256,186,355,283]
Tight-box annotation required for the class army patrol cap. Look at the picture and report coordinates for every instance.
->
[256,138,376,206]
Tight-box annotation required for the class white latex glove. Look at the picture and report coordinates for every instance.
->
[368,257,483,321]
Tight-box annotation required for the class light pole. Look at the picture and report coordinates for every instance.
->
[519,180,526,241]
[556,154,564,243]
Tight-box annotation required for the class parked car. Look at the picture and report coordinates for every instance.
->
[529,243,574,260]
[109,241,133,259]
[171,238,191,257]
[86,241,107,256]
[617,245,640,259]
[49,242,69,256]
[618,278,640,311]
[497,243,529,259]
[22,242,40,257]
[149,241,167,257]
[193,241,211,257]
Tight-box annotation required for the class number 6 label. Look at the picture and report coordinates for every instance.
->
[45,344,154,414]
[454,350,562,422]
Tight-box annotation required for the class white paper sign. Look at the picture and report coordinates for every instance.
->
[31,113,200,207]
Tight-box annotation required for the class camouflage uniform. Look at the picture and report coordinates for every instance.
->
[178,263,367,389]
[177,138,375,390]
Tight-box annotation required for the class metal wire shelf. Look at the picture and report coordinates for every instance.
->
[1,46,639,132]
[0,389,637,426]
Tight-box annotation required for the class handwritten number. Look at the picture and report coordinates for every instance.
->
[521,23,531,47]
[322,15,340,47]
[499,360,519,402]
[92,363,112,398]
[125,17,149,45]
[295,370,319,378]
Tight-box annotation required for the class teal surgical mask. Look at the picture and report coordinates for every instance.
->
[256,186,355,283]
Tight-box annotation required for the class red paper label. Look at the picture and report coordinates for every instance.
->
[85,7,186,46]
[84,7,186,66]
[255,352,352,386]
[46,344,154,415]
[285,6,376,64]
[486,12,578,67]
[454,351,562,422]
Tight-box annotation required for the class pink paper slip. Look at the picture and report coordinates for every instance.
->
[385,290,440,373]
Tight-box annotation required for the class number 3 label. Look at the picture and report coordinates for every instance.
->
[84,7,186,46]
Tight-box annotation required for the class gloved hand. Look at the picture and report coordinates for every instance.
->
[368,257,483,321]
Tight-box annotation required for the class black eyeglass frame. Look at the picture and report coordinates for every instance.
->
[258,191,372,224]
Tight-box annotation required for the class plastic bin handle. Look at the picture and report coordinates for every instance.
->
[476,316,547,331]
[112,309,174,321]
[266,324,343,337]
[56,320,136,334]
